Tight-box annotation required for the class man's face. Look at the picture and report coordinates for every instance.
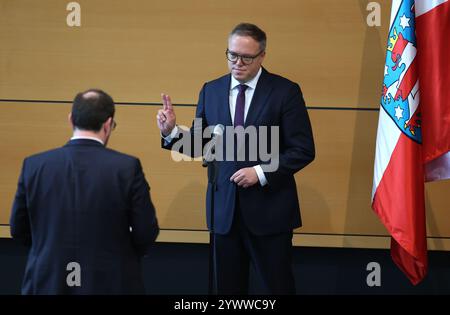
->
[227,35,265,83]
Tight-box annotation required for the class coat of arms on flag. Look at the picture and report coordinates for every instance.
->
[381,4,421,142]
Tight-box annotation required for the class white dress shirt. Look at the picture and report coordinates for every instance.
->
[229,67,262,125]
[70,136,104,145]
[164,67,268,186]
[228,68,267,186]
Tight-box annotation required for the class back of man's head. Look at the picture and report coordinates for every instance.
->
[71,89,115,131]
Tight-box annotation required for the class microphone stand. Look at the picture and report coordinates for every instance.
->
[203,143,219,295]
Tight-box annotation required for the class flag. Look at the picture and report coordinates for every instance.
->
[372,0,450,285]
[416,0,450,180]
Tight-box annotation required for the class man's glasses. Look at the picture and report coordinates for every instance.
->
[226,49,264,65]
[111,120,117,130]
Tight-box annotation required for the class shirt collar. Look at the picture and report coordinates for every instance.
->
[230,67,262,91]
[70,136,104,145]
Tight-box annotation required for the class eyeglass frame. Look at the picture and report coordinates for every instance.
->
[225,49,265,65]
[111,119,117,130]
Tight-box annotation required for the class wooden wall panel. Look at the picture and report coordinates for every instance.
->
[0,103,208,229]
[0,103,72,224]
[301,110,450,238]
[1,104,449,245]
[0,0,390,107]
[1,0,448,248]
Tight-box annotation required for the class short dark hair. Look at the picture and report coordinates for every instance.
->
[71,89,115,131]
[230,23,267,51]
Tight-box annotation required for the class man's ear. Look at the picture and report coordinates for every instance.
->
[104,117,113,132]
[68,113,74,128]
[260,51,266,62]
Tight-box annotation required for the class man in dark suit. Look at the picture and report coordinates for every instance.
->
[10,89,159,294]
[157,23,315,294]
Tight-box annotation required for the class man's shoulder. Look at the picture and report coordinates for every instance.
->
[203,70,299,89]
[101,147,140,164]
[263,70,299,88]
[24,145,139,167]
[25,147,65,163]
[204,73,230,89]
[20,147,66,173]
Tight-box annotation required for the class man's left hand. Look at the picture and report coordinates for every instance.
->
[230,167,259,188]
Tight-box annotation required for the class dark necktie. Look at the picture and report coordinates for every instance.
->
[234,84,248,127]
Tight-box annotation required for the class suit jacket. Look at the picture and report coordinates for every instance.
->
[164,68,315,235]
[10,139,159,294]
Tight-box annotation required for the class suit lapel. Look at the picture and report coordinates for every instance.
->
[245,68,273,127]
[219,74,233,126]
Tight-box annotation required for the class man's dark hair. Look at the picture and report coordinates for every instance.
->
[71,89,115,131]
[230,23,267,51]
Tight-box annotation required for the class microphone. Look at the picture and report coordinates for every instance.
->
[202,124,225,167]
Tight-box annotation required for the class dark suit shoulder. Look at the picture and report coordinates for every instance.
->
[264,70,299,88]
[73,146,142,171]
[101,147,140,164]
[24,145,141,172]
[203,73,230,89]
[203,70,300,90]
[24,147,67,164]
[21,148,72,179]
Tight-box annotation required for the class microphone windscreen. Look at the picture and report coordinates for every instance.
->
[213,124,225,136]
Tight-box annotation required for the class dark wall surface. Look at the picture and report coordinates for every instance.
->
[1,239,449,295]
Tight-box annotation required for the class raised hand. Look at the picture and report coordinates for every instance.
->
[156,93,176,136]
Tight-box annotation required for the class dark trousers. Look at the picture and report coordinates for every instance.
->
[213,201,296,294]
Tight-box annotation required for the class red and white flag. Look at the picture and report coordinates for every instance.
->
[372,0,450,285]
